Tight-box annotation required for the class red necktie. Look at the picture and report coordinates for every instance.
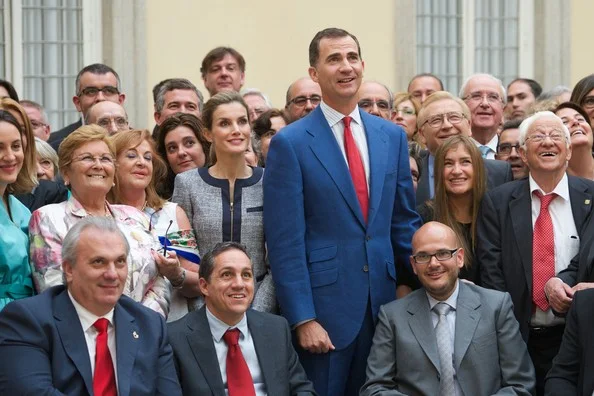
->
[343,116,369,222]
[223,328,256,396]
[93,318,117,396]
[532,192,557,311]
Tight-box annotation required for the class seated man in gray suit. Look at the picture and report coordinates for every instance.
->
[361,222,535,396]
[168,241,316,396]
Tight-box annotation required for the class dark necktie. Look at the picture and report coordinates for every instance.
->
[533,191,557,311]
[93,318,117,396]
[343,116,369,222]
[222,328,256,396]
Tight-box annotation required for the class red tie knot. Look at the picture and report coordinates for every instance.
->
[535,191,557,210]
[93,318,109,333]
[223,328,241,346]
[343,116,352,129]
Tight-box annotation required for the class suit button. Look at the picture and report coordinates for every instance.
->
[363,265,369,272]
[366,236,371,241]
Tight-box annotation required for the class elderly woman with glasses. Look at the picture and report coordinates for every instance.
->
[108,129,200,321]
[392,92,422,145]
[29,125,173,318]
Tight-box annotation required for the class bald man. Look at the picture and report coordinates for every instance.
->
[357,81,392,120]
[85,101,129,135]
[284,77,322,122]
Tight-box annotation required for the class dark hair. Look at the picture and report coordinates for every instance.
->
[408,141,423,180]
[75,63,121,94]
[308,28,361,67]
[571,74,594,110]
[200,47,246,77]
[0,80,20,101]
[252,109,290,139]
[501,119,523,132]
[154,78,204,113]
[508,78,543,98]
[407,73,445,91]
[553,101,591,125]
[156,113,209,199]
[199,241,251,282]
[202,91,249,130]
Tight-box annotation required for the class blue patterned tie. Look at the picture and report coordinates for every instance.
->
[479,145,490,158]
[434,303,456,396]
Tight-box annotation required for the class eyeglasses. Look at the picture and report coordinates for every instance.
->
[72,153,115,166]
[358,99,391,111]
[78,86,120,97]
[412,248,460,264]
[30,120,47,129]
[288,95,322,107]
[97,116,128,129]
[496,143,521,155]
[463,92,503,104]
[421,111,466,129]
[524,133,566,144]
[262,130,277,139]
[582,96,594,109]
[396,107,416,116]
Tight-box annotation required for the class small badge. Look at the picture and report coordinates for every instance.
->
[586,199,591,205]
[132,331,139,339]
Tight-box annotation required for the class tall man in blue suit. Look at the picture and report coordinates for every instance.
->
[0,217,181,395]
[263,27,421,396]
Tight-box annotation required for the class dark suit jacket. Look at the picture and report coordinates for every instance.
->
[361,282,535,395]
[416,149,513,205]
[263,106,420,349]
[545,288,594,396]
[15,179,69,212]
[167,307,316,396]
[557,209,594,286]
[48,119,82,151]
[476,176,594,340]
[0,286,182,396]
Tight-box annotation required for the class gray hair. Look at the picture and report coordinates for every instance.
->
[155,78,204,114]
[62,217,130,266]
[34,137,59,172]
[538,85,572,101]
[20,99,49,123]
[519,111,570,148]
[459,73,507,104]
[241,88,272,108]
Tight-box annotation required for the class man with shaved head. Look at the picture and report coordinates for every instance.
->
[284,77,322,122]
[357,81,392,120]
[363,222,534,395]
[85,101,129,135]
[408,73,444,104]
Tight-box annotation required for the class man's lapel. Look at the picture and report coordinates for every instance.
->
[509,180,534,293]
[306,107,366,227]
[247,310,281,395]
[362,111,389,226]
[53,290,93,395]
[186,307,226,395]
[568,175,594,233]
[452,282,480,371]
[407,291,441,373]
[416,150,431,204]
[114,304,140,396]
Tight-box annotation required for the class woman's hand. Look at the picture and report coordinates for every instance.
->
[151,249,184,281]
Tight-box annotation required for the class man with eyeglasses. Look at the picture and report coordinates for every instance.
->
[20,99,51,141]
[86,101,129,136]
[477,111,594,396]
[496,119,529,180]
[356,81,393,120]
[459,73,506,159]
[284,77,322,122]
[414,91,512,205]
[48,63,125,151]
[362,221,535,396]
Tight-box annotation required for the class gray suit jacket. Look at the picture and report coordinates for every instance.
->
[167,307,316,396]
[361,282,535,396]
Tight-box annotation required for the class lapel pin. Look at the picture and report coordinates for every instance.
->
[132,331,139,339]
[586,199,591,205]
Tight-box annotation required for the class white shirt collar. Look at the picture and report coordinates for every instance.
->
[205,306,249,342]
[426,279,460,311]
[529,173,570,201]
[68,290,115,332]
[319,101,362,128]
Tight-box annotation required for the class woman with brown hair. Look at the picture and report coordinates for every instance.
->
[417,135,486,284]
[108,129,201,321]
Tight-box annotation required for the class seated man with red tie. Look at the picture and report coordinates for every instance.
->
[168,241,316,396]
[0,217,182,395]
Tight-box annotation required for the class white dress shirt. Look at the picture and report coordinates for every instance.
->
[206,307,267,396]
[529,174,579,326]
[471,134,498,159]
[68,291,118,391]
[426,280,461,396]
[319,101,370,187]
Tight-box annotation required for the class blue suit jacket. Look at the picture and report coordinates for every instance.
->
[263,106,421,349]
[0,286,182,396]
